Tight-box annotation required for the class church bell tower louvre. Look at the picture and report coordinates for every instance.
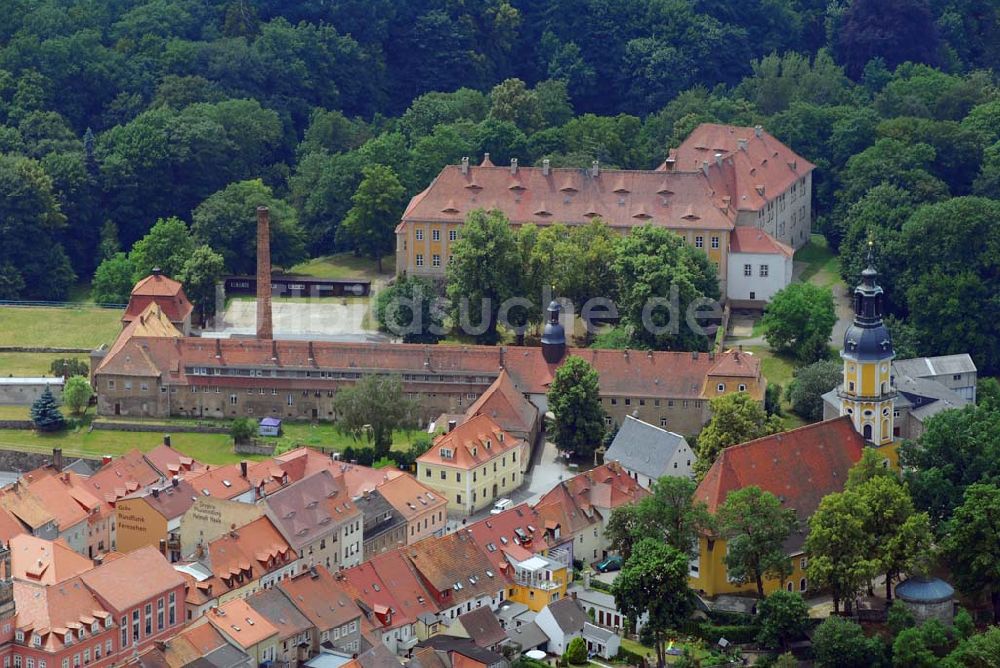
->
[838,241,896,446]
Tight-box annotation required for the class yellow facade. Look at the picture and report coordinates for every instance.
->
[507,562,569,612]
[398,220,730,292]
[689,536,810,598]
[116,497,168,555]
[417,442,526,515]
[840,358,894,446]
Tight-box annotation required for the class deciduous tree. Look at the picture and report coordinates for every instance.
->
[177,245,226,325]
[718,486,798,598]
[756,590,809,650]
[612,538,694,668]
[695,392,783,478]
[337,164,407,273]
[547,356,605,461]
[332,375,415,458]
[374,276,445,344]
[61,376,93,416]
[762,283,836,362]
[786,359,841,421]
[942,483,1000,621]
[806,490,879,614]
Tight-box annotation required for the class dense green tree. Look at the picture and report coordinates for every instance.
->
[943,483,1000,621]
[946,626,1000,666]
[30,386,64,432]
[61,376,92,416]
[374,276,444,344]
[762,283,836,362]
[445,209,523,345]
[332,375,415,459]
[756,590,809,650]
[897,197,1000,374]
[806,490,880,613]
[606,476,713,561]
[612,538,694,668]
[835,0,941,78]
[547,356,605,461]
[128,217,195,281]
[786,359,841,421]
[612,225,719,352]
[49,358,88,378]
[0,153,74,299]
[191,179,305,275]
[892,620,954,668]
[718,486,798,598]
[91,252,135,305]
[902,404,1000,526]
[695,392,783,478]
[337,165,407,273]
[289,150,366,255]
[176,245,226,325]
[230,417,256,444]
[812,617,882,668]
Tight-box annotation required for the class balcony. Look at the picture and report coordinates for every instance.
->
[514,576,561,591]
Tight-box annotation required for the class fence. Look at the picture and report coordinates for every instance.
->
[0,346,93,354]
[0,300,126,310]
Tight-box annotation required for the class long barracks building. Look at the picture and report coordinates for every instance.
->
[92,302,764,438]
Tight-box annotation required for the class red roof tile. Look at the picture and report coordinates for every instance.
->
[401,165,736,231]
[694,417,865,553]
[418,414,523,470]
[464,371,538,438]
[729,227,794,257]
[277,566,362,632]
[80,545,185,611]
[124,274,193,325]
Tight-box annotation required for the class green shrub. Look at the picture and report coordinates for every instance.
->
[565,637,587,665]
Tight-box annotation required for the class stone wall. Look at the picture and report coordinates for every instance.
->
[91,420,229,434]
[0,448,101,473]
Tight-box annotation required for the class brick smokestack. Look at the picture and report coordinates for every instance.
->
[256,206,273,339]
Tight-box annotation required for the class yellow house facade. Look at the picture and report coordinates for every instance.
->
[416,414,527,515]
[689,536,810,598]
[506,553,569,612]
[691,418,867,599]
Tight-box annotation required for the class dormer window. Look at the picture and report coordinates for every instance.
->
[499,433,504,442]
[440,448,453,459]
[485,440,491,449]
[15,631,23,643]
[32,636,41,648]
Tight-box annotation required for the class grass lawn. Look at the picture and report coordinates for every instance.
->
[796,234,842,289]
[289,253,395,280]
[0,306,121,348]
[0,352,90,376]
[619,637,717,665]
[0,416,242,465]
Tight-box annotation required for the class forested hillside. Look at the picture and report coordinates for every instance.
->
[0,0,998,371]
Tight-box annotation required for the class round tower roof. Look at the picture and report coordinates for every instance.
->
[895,577,954,604]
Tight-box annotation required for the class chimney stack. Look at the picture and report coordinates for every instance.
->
[52,448,63,471]
[256,206,273,340]
[754,125,763,138]
[542,159,550,176]
[461,157,469,175]
[240,461,248,478]
[163,434,171,448]
[590,160,599,177]
[510,158,518,175]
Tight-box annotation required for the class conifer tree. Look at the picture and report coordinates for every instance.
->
[30,387,65,432]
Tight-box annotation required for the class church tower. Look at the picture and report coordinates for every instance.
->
[838,243,895,445]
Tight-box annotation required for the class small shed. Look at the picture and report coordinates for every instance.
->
[895,576,955,626]
[259,417,282,437]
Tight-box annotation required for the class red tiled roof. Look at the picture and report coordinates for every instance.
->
[124,274,193,325]
[694,417,865,553]
[729,227,794,257]
[404,531,506,606]
[401,165,736,231]
[22,472,100,530]
[80,545,185,611]
[533,462,648,531]
[375,473,447,523]
[464,504,553,571]
[464,370,538,437]
[84,449,162,507]
[186,464,252,500]
[417,414,523,470]
[144,444,205,478]
[671,124,814,213]
[707,349,763,379]
[264,470,359,552]
[341,551,436,630]
[9,534,93,585]
[203,516,296,591]
[277,566,362,631]
[207,597,279,649]
[13,577,111,652]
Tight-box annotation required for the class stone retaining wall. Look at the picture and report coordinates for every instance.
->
[91,420,230,434]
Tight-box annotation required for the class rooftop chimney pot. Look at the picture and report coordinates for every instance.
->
[590,160,599,177]
[754,125,763,138]
[542,159,550,176]
[461,157,469,175]
[510,158,518,175]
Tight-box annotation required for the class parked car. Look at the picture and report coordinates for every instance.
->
[595,555,623,572]
[490,498,513,515]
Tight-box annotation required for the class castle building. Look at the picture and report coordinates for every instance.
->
[395,123,812,305]
[836,249,896,446]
